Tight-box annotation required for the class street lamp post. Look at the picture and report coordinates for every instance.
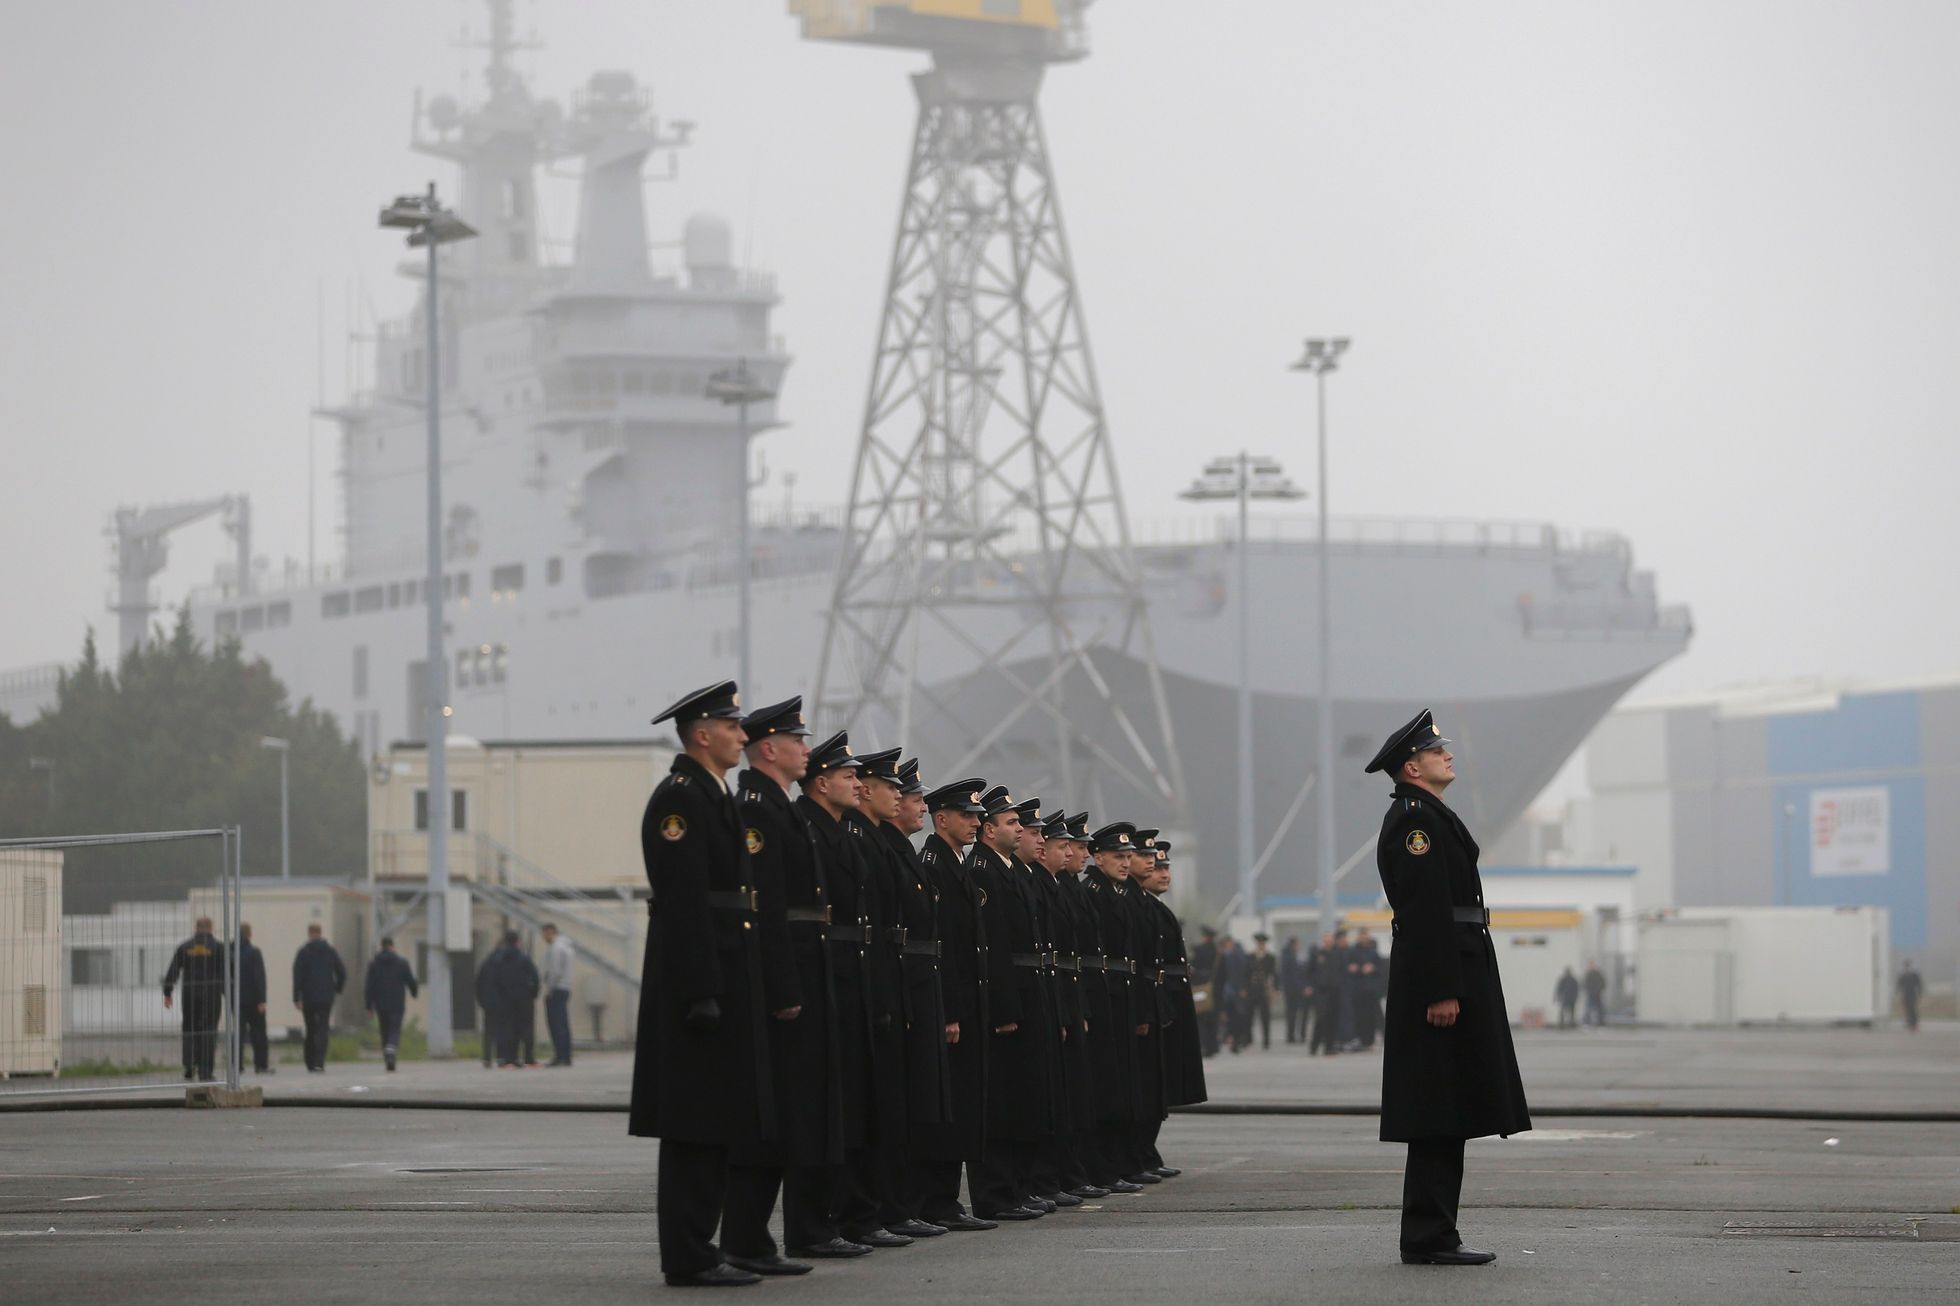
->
[259,736,290,881]
[1181,454,1305,918]
[1292,337,1351,935]
[706,359,776,692]
[379,183,477,1057]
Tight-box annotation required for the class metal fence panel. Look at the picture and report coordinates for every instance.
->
[0,829,240,1098]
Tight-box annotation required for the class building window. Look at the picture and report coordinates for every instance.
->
[456,649,472,690]
[355,586,385,614]
[70,948,114,986]
[491,642,508,684]
[353,645,369,700]
[546,557,563,586]
[491,563,524,596]
[267,601,292,628]
[240,605,265,632]
[414,788,469,832]
[323,592,351,619]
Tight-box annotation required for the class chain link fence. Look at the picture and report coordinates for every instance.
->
[0,829,242,1098]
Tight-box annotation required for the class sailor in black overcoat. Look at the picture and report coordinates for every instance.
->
[1139,840,1206,1181]
[627,681,773,1288]
[1366,709,1531,1267]
[1079,822,1147,1191]
[967,787,1060,1220]
[904,778,996,1232]
[852,748,950,1243]
[719,696,849,1274]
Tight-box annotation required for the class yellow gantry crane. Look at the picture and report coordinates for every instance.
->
[789,0,1086,59]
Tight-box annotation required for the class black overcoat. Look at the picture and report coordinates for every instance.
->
[1376,781,1531,1143]
[1080,866,1140,1124]
[628,753,773,1146]
[736,769,843,1167]
[1148,894,1208,1107]
[1041,869,1097,1129]
[912,834,989,1160]
[798,796,878,1149]
[844,811,909,1147]
[1124,885,1167,1123]
[875,820,951,1126]
[971,844,1058,1142]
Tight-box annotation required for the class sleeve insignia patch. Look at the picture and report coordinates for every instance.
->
[1406,830,1431,856]
[660,814,688,842]
[745,828,764,855]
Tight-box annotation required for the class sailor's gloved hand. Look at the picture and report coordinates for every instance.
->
[685,998,722,1032]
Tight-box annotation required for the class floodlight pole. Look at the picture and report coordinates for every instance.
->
[708,359,776,693]
[259,736,290,881]
[1235,451,1254,923]
[380,181,476,1056]
[1294,337,1351,935]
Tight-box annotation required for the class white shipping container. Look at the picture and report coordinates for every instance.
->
[0,851,64,1076]
[1634,906,1887,1025]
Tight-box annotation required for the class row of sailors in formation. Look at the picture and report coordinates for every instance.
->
[627,680,1208,1287]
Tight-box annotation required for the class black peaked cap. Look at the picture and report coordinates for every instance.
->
[652,680,742,725]
[858,747,903,783]
[925,777,988,814]
[806,731,862,773]
[741,695,810,739]
[1091,821,1137,854]
[1363,708,1454,775]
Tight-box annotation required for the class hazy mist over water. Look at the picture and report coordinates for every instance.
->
[3,0,1957,723]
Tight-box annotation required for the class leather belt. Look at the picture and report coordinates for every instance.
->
[1161,963,1190,979]
[902,938,942,958]
[785,905,832,925]
[1054,955,1081,973]
[1085,955,1133,975]
[1011,951,1054,969]
[1390,907,1490,934]
[706,889,757,915]
[827,923,876,945]
[885,927,909,948]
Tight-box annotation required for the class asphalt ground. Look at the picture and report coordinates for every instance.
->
[3,1108,1955,1304]
[9,1023,1950,1117]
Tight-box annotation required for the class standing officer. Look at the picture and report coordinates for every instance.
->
[1247,933,1278,1051]
[161,915,226,1081]
[292,923,346,1074]
[857,750,951,1240]
[908,778,997,1233]
[797,732,912,1251]
[721,695,833,1276]
[1366,709,1531,1266]
[1309,930,1347,1056]
[627,681,773,1289]
[1141,840,1205,1173]
[1054,812,1112,1200]
[363,936,419,1072]
[1080,822,1145,1193]
[968,786,1059,1221]
[237,922,271,1075]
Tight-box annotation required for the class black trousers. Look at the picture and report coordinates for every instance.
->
[179,1004,220,1079]
[242,1006,269,1071]
[832,1147,882,1235]
[1251,995,1271,1049]
[909,1157,971,1223]
[785,1164,839,1247]
[1140,1116,1165,1170]
[657,1139,727,1275]
[1197,1005,1220,1057]
[301,1002,334,1070]
[1400,1138,1466,1252]
[1284,993,1307,1043]
[376,1008,405,1052]
[1310,996,1341,1053]
[721,1162,782,1259]
[971,1137,1040,1215]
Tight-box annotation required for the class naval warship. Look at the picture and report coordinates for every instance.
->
[64,8,1689,907]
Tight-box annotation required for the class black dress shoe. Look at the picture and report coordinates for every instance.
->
[1152,1166,1182,1179]
[845,1228,914,1248]
[1401,1246,1497,1266]
[1104,1179,1143,1194]
[887,1219,947,1238]
[930,1214,998,1232]
[1027,1197,1058,1213]
[977,1205,1043,1221]
[1045,1191,1083,1208]
[722,1254,812,1277]
[1068,1185,1110,1199]
[1126,1172,1163,1185]
[787,1238,872,1259]
[663,1264,762,1287]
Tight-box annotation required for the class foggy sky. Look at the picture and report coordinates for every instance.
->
[4,1,1958,723]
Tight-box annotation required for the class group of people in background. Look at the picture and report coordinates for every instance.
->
[473,923,576,1069]
[1185,925,1387,1056]
[1552,962,1610,1029]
